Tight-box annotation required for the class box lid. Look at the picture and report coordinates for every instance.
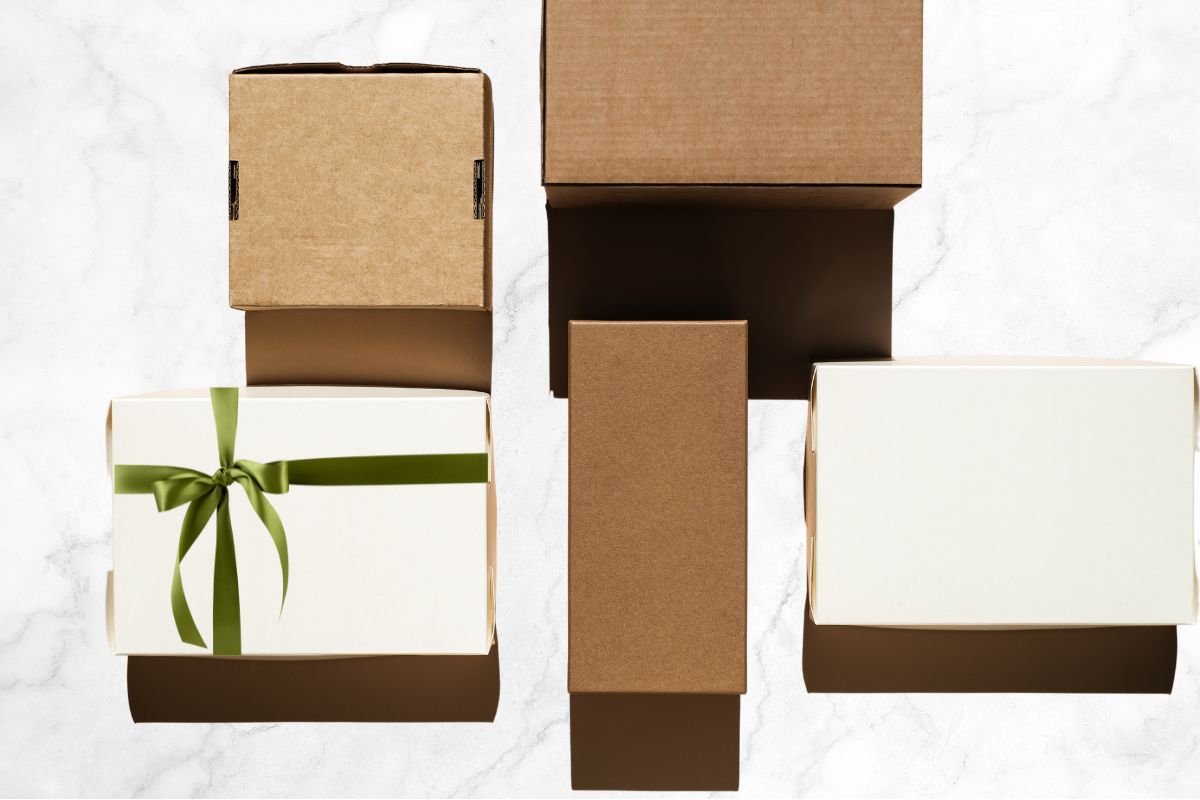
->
[569,321,747,693]
[807,357,1199,627]
[108,386,496,656]
[229,64,491,310]
[542,0,922,190]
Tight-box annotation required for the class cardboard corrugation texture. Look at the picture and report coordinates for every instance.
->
[549,208,892,399]
[229,64,492,310]
[802,397,1178,693]
[569,321,747,693]
[542,0,922,207]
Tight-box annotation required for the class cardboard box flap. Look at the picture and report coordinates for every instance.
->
[807,358,1198,628]
[234,62,480,75]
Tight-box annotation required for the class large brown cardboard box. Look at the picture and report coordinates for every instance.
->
[229,63,492,310]
[569,321,747,693]
[542,0,922,209]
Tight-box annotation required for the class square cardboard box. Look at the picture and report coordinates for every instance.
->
[229,63,492,310]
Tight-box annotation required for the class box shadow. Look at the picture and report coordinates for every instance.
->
[547,206,893,399]
[569,693,740,791]
[245,308,492,392]
[802,598,1177,693]
[128,638,501,722]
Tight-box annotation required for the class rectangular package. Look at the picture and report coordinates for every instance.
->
[229,63,492,310]
[807,357,1197,627]
[568,321,747,693]
[542,0,922,209]
[108,386,495,656]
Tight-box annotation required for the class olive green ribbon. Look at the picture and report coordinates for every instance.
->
[114,387,488,655]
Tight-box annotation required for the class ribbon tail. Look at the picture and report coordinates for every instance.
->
[237,477,289,615]
[212,490,242,656]
[171,489,220,649]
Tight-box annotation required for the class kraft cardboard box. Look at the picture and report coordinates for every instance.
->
[542,0,922,209]
[806,357,1198,628]
[568,321,747,693]
[229,63,492,310]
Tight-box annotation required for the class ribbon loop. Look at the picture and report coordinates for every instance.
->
[151,474,216,512]
[235,459,289,494]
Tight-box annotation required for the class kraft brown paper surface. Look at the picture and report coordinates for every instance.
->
[568,321,747,694]
[542,0,921,204]
[229,68,492,310]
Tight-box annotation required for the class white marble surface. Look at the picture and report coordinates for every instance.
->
[2,0,1200,796]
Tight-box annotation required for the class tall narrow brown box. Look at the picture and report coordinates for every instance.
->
[230,63,492,310]
[542,0,922,209]
[568,321,747,693]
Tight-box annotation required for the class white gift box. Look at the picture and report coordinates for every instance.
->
[106,386,495,656]
[806,357,1197,628]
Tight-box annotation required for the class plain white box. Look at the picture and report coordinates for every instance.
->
[107,386,495,655]
[807,357,1197,628]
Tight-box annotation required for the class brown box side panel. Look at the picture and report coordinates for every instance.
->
[569,321,747,693]
[244,309,491,392]
[128,640,501,722]
[549,208,892,399]
[543,0,922,186]
[570,694,740,791]
[802,601,1177,693]
[545,184,919,210]
[229,72,489,310]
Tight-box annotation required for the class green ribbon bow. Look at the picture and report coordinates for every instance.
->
[114,387,488,655]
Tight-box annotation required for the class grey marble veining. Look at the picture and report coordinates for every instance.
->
[2,0,1200,796]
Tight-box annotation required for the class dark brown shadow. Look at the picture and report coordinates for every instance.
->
[128,638,500,722]
[547,206,892,399]
[570,693,740,791]
[245,308,492,392]
[802,598,1177,693]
